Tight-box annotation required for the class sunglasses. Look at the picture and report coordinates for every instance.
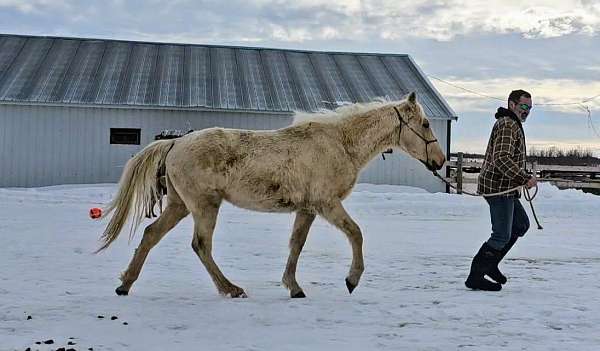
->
[513,102,532,111]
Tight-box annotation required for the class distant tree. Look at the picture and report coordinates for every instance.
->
[527,147,599,166]
[452,148,599,166]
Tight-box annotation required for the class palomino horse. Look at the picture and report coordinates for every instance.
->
[97,92,446,298]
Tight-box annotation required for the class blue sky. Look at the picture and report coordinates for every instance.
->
[1,0,599,154]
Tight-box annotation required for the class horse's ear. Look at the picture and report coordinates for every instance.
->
[408,91,417,104]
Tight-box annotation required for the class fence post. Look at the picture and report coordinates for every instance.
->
[457,152,463,194]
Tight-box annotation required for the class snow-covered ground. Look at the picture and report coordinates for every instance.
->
[1,183,599,351]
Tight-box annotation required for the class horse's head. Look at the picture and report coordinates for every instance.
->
[391,92,446,171]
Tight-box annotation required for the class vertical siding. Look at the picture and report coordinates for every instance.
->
[0,104,292,187]
[0,104,448,191]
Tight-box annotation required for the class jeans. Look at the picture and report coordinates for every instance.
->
[485,195,530,250]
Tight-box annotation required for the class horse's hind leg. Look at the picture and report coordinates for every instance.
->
[319,201,364,294]
[190,196,246,298]
[116,201,189,296]
[282,211,315,298]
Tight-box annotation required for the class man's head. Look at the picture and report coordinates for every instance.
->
[508,89,532,122]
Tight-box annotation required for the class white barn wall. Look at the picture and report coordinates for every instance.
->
[0,104,449,191]
[0,104,292,187]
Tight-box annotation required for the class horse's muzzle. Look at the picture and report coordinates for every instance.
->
[421,159,444,172]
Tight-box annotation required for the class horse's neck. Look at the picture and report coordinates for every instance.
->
[339,111,395,169]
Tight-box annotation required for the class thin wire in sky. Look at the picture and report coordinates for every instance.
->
[427,75,600,139]
[427,75,600,107]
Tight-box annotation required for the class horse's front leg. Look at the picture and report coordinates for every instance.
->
[319,201,364,294]
[282,211,316,298]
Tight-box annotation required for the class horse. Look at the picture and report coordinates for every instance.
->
[97,92,446,298]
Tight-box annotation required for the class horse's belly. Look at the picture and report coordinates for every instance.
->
[225,193,296,213]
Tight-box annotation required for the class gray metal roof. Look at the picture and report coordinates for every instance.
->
[0,34,455,118]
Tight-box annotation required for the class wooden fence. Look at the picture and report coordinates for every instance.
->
[443,153,600,194]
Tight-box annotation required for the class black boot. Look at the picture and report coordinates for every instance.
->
[465,242,503,291]
[487,236,518,285]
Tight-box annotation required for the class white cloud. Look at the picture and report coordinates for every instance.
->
[586,66,600,73]
[362,0,600,40]
[431,77,600,114]
[242,0,600,41]
[0,0,69,14]
[4,1,598,42]
[269,24,312,42]
[0,0,35,13]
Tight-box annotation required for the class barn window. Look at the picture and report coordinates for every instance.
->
[110,128,141,145]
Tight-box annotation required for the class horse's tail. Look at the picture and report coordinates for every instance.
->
[96,139,176,253]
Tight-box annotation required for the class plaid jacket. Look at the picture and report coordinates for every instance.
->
[477,107,530,197]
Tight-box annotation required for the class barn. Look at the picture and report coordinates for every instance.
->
[0,34,457,191]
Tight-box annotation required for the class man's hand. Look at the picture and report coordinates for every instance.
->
[526,176,538,189]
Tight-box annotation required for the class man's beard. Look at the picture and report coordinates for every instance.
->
[520,112,528,122]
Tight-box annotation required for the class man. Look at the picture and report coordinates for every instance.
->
[465,90,537,291]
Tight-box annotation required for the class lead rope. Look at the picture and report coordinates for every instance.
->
[524,187,543,230]
[432,170,543,230]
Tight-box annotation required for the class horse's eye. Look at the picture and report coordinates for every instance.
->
[423,121,430,129]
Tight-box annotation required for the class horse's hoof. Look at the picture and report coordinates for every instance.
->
[115,287,129,296]
[229,290,248,298]
[345,278,356,294]
[291,291,306,298]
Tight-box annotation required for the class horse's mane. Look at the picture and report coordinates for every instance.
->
[292,97,406,126]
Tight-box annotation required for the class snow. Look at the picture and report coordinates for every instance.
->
[1,182,599,350]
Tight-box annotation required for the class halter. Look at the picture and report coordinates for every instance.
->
[393,106,438,166]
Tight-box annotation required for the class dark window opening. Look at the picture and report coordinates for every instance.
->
[110,128,141,145]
